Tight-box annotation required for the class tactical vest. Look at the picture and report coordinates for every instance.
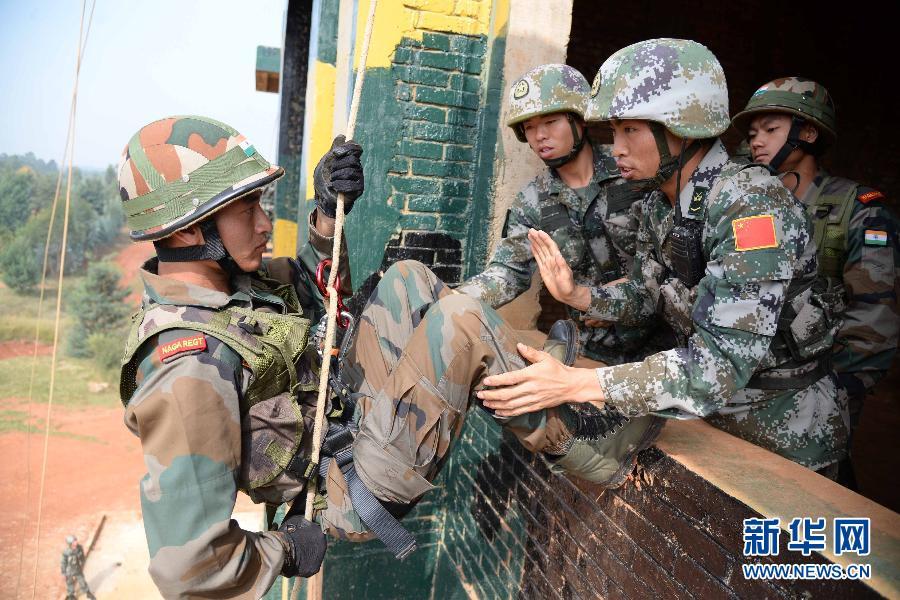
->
[537,180,639,284]
[62,548,84,574]
[120,274,316,492]
[808,175,857,280]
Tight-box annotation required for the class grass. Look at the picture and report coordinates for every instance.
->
[0,408,101,442]
[0,277,124,410]
[0,284,74,343]
[0,355,121,408]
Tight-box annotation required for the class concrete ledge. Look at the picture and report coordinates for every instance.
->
[658,419,900,598]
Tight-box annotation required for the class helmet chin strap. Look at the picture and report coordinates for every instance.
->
[767,116,816,172]
[154,218,246,276]
[627,122,700,194]
[541,113,588,169]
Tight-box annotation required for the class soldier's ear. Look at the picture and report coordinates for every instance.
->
[167,224,206,248]
[802,123,819,144]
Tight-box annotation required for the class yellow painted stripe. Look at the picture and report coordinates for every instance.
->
[353,0,494,70]
[306,60,337,202]
[272,218,299,257]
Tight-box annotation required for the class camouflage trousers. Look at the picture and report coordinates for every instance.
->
[65,573,93,599]
[319,260,567,539]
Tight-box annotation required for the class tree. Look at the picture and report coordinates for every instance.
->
[66,262,131,358]
[0,169,35,235]
[0,234,40,292]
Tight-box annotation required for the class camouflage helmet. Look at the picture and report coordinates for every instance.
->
[506,64,590,142]
[731,77,836,144]
[585,38,730,139]
[66,535,76,544]
[118,116,283,241]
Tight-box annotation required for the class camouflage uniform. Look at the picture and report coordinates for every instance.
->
[122,255,529,597]
[61,538,95,600]
[798,173,899,421]
[580,39,847,471]
[732,78,900,429]
[458,64,661,365]
[117,117,534,598]
[458,139,662,364]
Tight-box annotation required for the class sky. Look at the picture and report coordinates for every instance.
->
[0,0,287,170]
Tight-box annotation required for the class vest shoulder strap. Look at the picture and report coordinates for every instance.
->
[811,176,858,278]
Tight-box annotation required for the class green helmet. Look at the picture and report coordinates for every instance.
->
[506,64,589,143]
[118,115,283,241]
[731,77,836,145]
[585,38,730,139]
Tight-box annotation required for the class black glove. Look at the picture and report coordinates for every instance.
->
[278,515,327,578]
[313,135,364,217]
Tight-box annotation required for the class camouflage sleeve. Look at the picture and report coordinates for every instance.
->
[124,329,288,599]
[596,174,800,417]
[582,197,659,325]
[832,199,900,393]
[291,209,353,319]
[456,188,540,308]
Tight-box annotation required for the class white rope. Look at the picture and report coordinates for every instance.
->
[292,3,378,599]
[26,1,96,597]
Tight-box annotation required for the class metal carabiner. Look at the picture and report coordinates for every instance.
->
[315,259,351,328]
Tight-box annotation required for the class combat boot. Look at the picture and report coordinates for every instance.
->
[542,319,579,365]
[540,320,634,460]
[546,414,664,487]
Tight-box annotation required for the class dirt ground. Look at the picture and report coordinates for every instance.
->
[114,241,155,304]
[0,398,261,600]
[0,399,146,599]
[0,341,53,361]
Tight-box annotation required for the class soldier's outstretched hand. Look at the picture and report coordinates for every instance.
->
[477,343,603,416]
[528,229,589,311]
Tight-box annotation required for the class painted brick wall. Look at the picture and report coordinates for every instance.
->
[383,32,488,285]
[439,413,888,599]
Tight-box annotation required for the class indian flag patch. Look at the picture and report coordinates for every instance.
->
[239,139,255,157]
[864,229,888,246]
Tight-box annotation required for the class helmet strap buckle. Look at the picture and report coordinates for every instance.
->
[154,219,247,276]
[541,113,588,169]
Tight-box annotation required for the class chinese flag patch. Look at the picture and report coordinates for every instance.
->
[732,215,778,251]
[157,333,207,362]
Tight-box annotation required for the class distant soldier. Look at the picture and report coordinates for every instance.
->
[61,535,95,600]
[458,64,668,367]
[478,39,848,483]
[731,78,899,437]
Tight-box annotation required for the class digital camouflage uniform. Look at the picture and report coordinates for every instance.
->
[732,78,900,429]
[580,39,847,471]
[458,64,661,365]
[117,117,539,598]
[458,138,661,364]
[61,539,95,600]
